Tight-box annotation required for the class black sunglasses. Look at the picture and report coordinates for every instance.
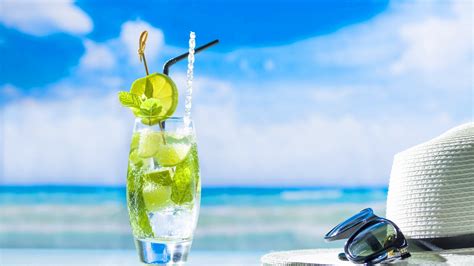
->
[325,208,411,264]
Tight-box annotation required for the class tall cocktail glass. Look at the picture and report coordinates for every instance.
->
[126,117,200,264]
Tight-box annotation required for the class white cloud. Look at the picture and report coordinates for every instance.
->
[3,93,131,185]
[74,20,165,76]
[195,108,459,187]
[389,1,473,88]
[189,78,461,186]
[311,88,353,102]
[1,80,461,186]
[119,20,164,65]
[0,0,92,36]
[78,40,116,70]
[223,0,472,93]
[1,1,472,186]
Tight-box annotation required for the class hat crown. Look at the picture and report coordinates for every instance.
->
[386,123,474,239]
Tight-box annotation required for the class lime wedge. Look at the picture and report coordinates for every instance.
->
[138,130,192,165]
[155,144,191,167]
[142,182,171,212]
[130,73,178,118]
[145,169,173,186]
[129,150,153,170]
[142,169,173,211]
[137,130,162,158]
[154,134,192,167]
[129,150,142,166]
[130,133,140,150]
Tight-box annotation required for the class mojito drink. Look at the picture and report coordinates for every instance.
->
[118,30,217,264]
[127,118,200,263]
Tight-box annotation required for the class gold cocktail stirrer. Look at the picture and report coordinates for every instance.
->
[138,30,166,143]
[138,31,150,75]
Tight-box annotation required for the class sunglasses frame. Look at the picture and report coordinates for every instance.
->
[325,208,410,264]
[325,208,376,241]
[344,217,410,264]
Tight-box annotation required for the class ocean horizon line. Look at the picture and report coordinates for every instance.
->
[0,184,388,191]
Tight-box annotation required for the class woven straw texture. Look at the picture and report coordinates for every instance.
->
[386,122,474,239]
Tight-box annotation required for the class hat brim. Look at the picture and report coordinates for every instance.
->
[407,249,474,264]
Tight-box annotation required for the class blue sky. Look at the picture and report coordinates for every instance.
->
[1,0,388,89]
[0,0,472,186]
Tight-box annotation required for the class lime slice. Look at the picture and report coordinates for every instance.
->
[130,73,178,118]
[142,169,173,211]
[154,143,191,167]
[129,150,153,170]
[142,182,171,212]
[130,133,140,150]
[137,130,162,158]
[129,150,142,166]
[138,130,192,165]
[154,134,192,167]
[145,169,173,186]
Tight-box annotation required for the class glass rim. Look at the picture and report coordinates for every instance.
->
[133,116,194,130]
[134,116,191,121]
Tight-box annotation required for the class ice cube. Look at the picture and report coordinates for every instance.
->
[148,206,195,239]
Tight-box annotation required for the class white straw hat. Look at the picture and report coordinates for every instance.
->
[386,122,474,251]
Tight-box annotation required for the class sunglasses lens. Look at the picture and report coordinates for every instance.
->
[347,221,397,260]
[325,208,374,241]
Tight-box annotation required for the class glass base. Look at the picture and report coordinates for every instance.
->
[135,238,192,265]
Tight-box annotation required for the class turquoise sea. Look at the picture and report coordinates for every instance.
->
[0,186,387,253]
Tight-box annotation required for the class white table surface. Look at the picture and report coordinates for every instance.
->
[261,248,474,265]
[3,248,474,265]
[0,249,262,266]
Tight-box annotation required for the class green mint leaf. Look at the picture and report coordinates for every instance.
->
[170,156,195,205]
[144,77,154,98]
[140,98,163,125]
[126,168,153,236]
[118,91,142,109]
[140,98,163,117]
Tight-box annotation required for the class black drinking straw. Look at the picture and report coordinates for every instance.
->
[163,39,219,75]
[160,39,218,130]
